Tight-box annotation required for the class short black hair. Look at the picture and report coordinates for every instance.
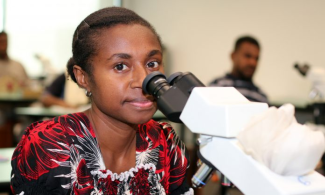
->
[0,31,7,36]
[67,7,162,83]
[234,36,260,51]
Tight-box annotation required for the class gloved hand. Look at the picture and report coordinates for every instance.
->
[237,104,325,176]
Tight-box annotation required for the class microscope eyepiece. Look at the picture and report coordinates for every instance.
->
[142,71,205,123]
[142,71,170,98]
[167,72,183,85]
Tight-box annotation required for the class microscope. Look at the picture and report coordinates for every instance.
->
[294,63,325,124]
[143,71,325,195]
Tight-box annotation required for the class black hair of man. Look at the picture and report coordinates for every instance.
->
[0,31,8,59]
[67,7,162,83]
[234,36,260,51]
[0,31,7,36]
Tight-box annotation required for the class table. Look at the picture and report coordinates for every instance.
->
[0,97,38,148]
[15,106,79,122]
[0,97,37,106]
[0,147,15,194]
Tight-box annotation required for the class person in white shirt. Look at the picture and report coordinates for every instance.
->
[0,31,29,87]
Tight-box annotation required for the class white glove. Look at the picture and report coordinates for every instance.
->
[237,104,325,176]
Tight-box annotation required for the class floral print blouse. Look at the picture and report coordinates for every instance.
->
[10,113,193,195]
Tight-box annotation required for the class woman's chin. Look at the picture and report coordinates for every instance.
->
[134,113,156,124]
[120,107,157,125]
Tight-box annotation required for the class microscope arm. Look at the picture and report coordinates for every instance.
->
[198,136,325,195]
[180,87,325,195]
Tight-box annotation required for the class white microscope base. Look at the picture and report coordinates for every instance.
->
[200,136,325,195]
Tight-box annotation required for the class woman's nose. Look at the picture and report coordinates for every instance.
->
[130,65,148,89]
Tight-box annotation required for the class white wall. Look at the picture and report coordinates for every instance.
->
[5,0,114,78]
[124,0,325,107]
[0,0,4,31]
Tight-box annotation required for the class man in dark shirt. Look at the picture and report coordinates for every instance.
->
[209,36,268,104]
[40,73,71,108]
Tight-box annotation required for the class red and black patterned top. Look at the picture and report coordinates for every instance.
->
[10,112,193,195]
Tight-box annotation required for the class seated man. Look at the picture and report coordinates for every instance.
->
[0,31,28,85]
[40,73,74,108]
[209,35,268,104]
[0,31,29,95]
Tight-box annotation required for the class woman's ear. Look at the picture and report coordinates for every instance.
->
[73,65,90,90]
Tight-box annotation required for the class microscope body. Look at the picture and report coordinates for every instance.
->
[142,71,325,195]
[307,67,325,125]
[295,64,325,124]
[305,66,325,100]
[197,136,325,195]
[180,87,325,195]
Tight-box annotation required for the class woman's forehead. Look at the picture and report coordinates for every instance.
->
[95,24,162,53]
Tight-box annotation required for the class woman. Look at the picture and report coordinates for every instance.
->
[11,7,193,195]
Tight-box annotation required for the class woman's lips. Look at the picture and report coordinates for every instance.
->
[128,99,154,108]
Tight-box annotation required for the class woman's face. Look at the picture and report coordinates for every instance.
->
[89,24,163,125]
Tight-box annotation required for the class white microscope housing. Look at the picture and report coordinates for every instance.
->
[180,87,325,195]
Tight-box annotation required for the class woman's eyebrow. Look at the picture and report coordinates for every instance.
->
[107,50,161,61]
[148,50,162,57]
[107,53,131,61]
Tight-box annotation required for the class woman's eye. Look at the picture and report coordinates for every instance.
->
[114,63,128,71]
[147,61,159,69]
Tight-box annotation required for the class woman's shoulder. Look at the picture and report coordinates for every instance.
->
[155,120,178,141]
[12,112,94,175]
[23,112,89,131]
[18,112,93,148]
[137,120,179,150]
[138,119,175,138]
[55,112,92,132]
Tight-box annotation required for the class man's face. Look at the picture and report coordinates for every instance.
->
[231,42,260,80]
[0,34,8,55]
